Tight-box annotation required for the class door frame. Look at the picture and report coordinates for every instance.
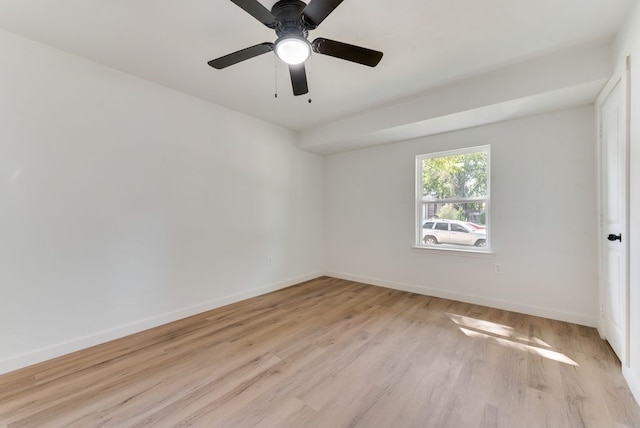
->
[596,56,631,366]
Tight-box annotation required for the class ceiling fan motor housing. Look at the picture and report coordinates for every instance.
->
[272,0,313,38]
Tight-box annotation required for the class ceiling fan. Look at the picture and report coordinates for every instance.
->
[208,0,383,96]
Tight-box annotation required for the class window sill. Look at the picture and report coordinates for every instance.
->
[411,245,495,258]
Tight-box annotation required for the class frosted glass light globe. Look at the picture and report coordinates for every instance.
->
[275,37,311,65]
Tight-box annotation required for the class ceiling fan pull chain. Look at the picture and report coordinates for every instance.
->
[307,57,312,103]
[274,56,279,98]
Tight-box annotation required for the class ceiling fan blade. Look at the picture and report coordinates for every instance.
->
[230,0,277,27]
[302,0,344,27]
[208,43,274,69]
[289,64,308,96]
[312,38,383,67]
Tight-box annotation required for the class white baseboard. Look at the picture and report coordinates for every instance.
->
[0,272,323,376]
[623,366,640,406]
[325,271,598,327]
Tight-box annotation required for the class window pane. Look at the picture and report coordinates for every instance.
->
[420,202,487,225]
[451,224,467,233]
[435,222,449,231]
[419,202,488,248]
[416,145,489,251]
[422,151,488,200]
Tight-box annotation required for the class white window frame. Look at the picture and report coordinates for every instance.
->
[415,145,491,253]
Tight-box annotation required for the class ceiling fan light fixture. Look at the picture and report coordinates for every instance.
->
[275,36,311,65]
[208,0,384,96]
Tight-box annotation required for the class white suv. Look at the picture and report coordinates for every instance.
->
[422,219,486,247]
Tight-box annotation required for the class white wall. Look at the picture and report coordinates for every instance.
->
[0,29,324,374]
[614,0,640,405]
[325,107,598,326]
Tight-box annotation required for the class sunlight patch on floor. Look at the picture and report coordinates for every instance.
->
[448,313,578,366]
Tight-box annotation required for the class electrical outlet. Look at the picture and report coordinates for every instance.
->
[267,256,272,265]
[494,263,502,274]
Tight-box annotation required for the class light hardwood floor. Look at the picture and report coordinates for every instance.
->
[1,277,639,427]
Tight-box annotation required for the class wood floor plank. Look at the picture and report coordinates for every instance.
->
[1,276,639,427]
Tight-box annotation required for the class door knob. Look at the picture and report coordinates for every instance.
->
[607,233,622,242]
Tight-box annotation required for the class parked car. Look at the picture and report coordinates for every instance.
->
[422,219,487,247]
[465,221,486,230]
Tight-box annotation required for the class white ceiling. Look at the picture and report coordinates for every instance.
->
[0,0,633,131]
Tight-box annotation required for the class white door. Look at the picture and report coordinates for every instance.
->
[598,62,629,365]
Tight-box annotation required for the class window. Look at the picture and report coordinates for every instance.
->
[450,223,467,233]
[416,145,490,251]
[435,222,449,231]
